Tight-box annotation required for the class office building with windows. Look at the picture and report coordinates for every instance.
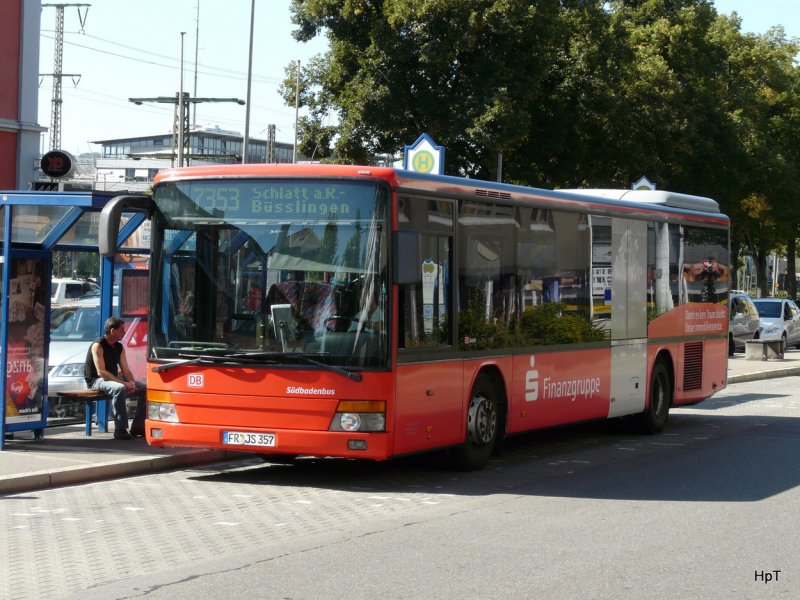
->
[96,124,295,164]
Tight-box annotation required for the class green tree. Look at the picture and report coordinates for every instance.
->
[712,20,800,295]
[286,0,572,177]
[284,1,800,297]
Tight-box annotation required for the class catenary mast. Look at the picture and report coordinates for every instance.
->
[40,3,89,151]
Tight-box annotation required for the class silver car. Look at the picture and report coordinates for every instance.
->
[729,293,760,355]
[751,298,800,350]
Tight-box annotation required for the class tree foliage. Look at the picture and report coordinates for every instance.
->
[283,0,800,293]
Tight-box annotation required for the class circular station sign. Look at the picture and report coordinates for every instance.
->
[40,150,75,178]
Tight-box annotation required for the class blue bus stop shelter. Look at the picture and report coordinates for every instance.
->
[0,190,149,450]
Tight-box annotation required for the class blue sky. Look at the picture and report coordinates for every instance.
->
[713,0,799,34]
[37,0,800,156]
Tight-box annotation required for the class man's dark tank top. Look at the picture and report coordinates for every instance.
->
[84,337,122,386]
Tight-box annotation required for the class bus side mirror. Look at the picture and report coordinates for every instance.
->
[99,195,153,256]
[393,231,421,285]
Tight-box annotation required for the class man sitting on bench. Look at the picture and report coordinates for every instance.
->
[84,316,146,440]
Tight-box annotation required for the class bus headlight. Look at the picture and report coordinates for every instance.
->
[339,413,362,431]
[329,400,386,432]
[146,390,179,422]
[147,401,179,423]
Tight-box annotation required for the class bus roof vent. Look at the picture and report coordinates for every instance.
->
[475,189,512,200]
[560,189,720,213]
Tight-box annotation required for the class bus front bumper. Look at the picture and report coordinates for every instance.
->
[144,420,392,460]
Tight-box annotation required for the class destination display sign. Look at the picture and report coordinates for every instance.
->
[157,180,383,223]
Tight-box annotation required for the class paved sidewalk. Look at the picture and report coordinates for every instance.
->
[0,425,246,496]
[726,348,800,383]
[2,351,799,496]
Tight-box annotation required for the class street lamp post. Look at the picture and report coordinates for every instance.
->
[293,60,300,164]
[178,32,186,168]
[243,0,255,164]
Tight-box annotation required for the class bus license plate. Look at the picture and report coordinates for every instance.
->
[223,431,276,447]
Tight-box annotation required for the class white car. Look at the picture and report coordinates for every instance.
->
[751,298,800,350]
[50,278,100,307]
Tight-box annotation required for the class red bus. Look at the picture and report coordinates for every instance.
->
[100,164,729,470]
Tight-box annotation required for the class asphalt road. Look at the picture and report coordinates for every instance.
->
[2,376,798,600]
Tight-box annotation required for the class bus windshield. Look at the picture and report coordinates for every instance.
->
[150,178,389,368]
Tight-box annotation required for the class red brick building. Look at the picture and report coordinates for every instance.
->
[0,0,44,190]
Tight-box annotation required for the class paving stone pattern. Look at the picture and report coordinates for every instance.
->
[1,377,797,599]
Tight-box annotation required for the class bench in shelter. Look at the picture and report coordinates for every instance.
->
[56,389,111,436]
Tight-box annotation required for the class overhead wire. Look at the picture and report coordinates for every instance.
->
[42,32,298,117]
[38,28,305,147]
[41,32,286,85]
[41,84,296,140]
[80,33,286,82]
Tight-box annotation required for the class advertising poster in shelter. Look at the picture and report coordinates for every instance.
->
[4,257,47,424]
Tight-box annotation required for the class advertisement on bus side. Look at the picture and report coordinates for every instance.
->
[511,349,611,431]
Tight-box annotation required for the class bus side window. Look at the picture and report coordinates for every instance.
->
[398,196,454,350]
[400,234,451,348]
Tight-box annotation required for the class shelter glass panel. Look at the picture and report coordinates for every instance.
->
[11,205,72,244]
[120,214,151,250]
[56,212,100,246]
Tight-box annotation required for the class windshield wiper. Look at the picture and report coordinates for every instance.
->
[294,354,363,383]
[153,350,363,382]
[166,341,229,351]
[229,351,363,383]
[151,353,272,373]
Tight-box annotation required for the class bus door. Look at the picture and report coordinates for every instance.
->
[608,218,648,418]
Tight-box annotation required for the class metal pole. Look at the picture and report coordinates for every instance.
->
[50,6,64,150]
[497,152,503,183]
[193,0,200,130]
[171,97,178,168]
[242,0,255,164]
[773,253,779,297]
[0,208,13,449]
[41,3,89,151]
[177,33,186,167]
[293,60,300,163]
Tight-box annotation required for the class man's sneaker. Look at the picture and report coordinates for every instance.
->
[129,428,145,438]
[114,430,132,440]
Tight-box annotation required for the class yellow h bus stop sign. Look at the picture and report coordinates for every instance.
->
[404,133,444,174]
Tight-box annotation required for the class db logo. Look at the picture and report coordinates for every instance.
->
[187,373,204,387]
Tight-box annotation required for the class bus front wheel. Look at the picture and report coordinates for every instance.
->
[635,361,671,434]
[449,374,498,471]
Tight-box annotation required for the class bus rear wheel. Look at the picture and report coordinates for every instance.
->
[449,374,499,471]
[635,361,671,434]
